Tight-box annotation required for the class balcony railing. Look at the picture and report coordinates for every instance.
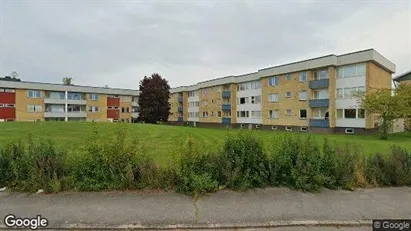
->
[310,119,330,128]
[44,98,66,104]
[178,107,183,112]
[222,104,231,111]
[222,117,231,124]
[178,97,183,103]
[309,99,329,108]
[309,79,329,89]
[222,91,231,98]
[178,117,183,122]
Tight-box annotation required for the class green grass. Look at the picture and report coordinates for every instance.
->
[0,122,410,165]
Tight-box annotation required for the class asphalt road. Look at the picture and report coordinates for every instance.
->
[1,187,410,229]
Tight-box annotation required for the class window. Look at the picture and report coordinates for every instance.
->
[202,89,207,95]
[89,94,99,100]
[89,106,99,112]
[120,96,131,102]
[356,86,366,93]
[202,100,208,106]
[5,89,15,93]
[251,81,261,89]
[255,124,261,129]
[337,63,366,78]
[269,77,279,86]
[0,104,3,108]
[313,89,329,99]
[286,74,292,80]
[345,128,355,134]
[299,91,307,100]
[251,96,261,104]
[299,109,307,119]
[28,90,41,98]
[314,70,328,80]
[108,95,119,98]
[0,89,4,92]
[202,112,208,118]
[336,109,343,119]
[299,72,307,82]
[358,109,365,118]
[313,108,328,119]
[268,93,280,102]
[286,109,292,116]
[218,111,222,117]
[300,127,308,132]
[122,107,126,113]
[5,104,15,108]
[188,91,198,97]
[285,92,292,98]
[27,105,42,112]
[337,89,344,99]
[344,109,356,119]
[126,107,130,113]
[344,88,356,98]
[238,97,249,105]
[285,126,292,131]
[268,110,279,119]
[271,126,278,130]
[251,111,261,118]
[237,111,249,118]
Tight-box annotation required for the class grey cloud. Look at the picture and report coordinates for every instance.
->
[0,0,409,88]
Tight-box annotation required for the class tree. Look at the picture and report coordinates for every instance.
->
[62,77,73,85]
[138,73,171,123]
[356,85,411,140]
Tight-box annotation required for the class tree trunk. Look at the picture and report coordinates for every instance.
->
[380,118,389,140]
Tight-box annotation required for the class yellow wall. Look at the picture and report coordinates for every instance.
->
[119,96,132,122]
[15,89,45,121]
[365,62,392,128]
[199,86,223,123]
[262,72,309,126]
[168,93,179,121]
[86,94,107,122]
[328,66,336,128]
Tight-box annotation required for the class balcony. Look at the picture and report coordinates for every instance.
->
[178,107,183,113]
[310,119,330,128]
[309,79,329,89]
[178,116,183,122]
[44,112,66,118]
[178,97,184,103]
[67,99,87,105]
[222,104,231,111]
[222,117,231,124]
[132,101,138,107]
[44,98,65,104]
[309,99,329,108]
[222,91,231,98]
[67,112,87,118]
[132,112,139,118]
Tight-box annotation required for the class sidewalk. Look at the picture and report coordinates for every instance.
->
[1,187,410,229]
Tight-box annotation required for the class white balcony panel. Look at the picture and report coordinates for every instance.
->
[132,101,138,106]
[44,98,65,104]
[132,113,139,118]
[44,112,66,118]
[67,112,87,117]
[67,99,87,105]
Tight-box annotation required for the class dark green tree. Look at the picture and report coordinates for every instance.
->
[138,73,171,123]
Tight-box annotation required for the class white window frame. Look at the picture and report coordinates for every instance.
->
[298,91,307,101]
[285,126,293,131]
[28,90,41,98]
[5,104,15,108]
[299,72,307,82]
[300,127,308,132]
[269,76,279,86]
[268,93,280,102]
[285,92,292,98]
[286,109,292,116]
[89,94,99,101]
[286,74,292,80]
[268,110,279,119]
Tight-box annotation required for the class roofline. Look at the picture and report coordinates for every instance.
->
[393,70,411,82]
[258,54,336,71]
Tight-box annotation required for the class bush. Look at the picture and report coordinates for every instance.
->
[133,155,176,190]
[67,128,139,191]
[220,131,269,190]
[0,141,28,189]
[175,138,219,195]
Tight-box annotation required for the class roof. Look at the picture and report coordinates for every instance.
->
[393,70,411,82]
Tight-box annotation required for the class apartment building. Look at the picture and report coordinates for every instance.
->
[168,49,396,134]
[0,78,139,122]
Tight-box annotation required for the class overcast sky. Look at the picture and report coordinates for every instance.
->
[0,0,410,89]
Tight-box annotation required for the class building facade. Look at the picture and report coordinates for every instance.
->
[168,49,396,134]
[0,79,139,122]
[0,49,398,134]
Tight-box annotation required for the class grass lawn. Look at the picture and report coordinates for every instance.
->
[0,122,410,165]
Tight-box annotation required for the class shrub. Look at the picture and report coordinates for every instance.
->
[365,153,387,186]
[383,146,411,186]
[133,155,176,190]
[0,141,28,188]
[220,131,269,190]
[67,128,140,191]
[175,138,219,195]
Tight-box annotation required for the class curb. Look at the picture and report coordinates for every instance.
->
[0,220,373,229]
